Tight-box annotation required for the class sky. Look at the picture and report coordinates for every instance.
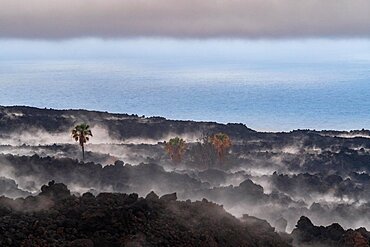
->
[1,0,370,130]
[0,0,369,81]
[1,0,370,59]
[1,0,370,39]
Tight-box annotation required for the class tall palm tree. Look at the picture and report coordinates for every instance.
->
[72,123,93,160]
[165,137,186,164]
[210,133,232,162]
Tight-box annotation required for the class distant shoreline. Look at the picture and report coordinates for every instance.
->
[0,104,369,135]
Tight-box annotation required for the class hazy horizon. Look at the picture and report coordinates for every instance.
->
[1,38,369,132]
[1,0,370,132]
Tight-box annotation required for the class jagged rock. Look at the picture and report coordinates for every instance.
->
[0,183,290,247]
[340,230,369,247]
[239,179,264,194]
[160,192,177,202]
[326,223,345,241]
[81,192,95,204]
[296,216,314,230]
[145,191,159,201]
[292,216,370,247]
[39,180,71,200]
[114,160,124,166]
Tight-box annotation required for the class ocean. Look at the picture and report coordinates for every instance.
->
[0,58,369,131]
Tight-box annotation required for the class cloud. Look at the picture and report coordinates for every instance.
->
[0,0,370,39]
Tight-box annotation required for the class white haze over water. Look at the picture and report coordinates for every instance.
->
[0,39,370,131]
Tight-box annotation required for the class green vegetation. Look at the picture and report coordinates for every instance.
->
[209,133,232,162]
[165,137,186,164]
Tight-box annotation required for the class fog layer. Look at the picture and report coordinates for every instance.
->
[1,0,370,39]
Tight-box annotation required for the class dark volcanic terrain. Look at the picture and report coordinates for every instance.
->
[0,181,289,247]
[1,106,370,246]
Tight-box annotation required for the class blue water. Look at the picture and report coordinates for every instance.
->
[0,59,369,131]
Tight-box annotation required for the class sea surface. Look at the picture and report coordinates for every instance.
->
[0,59,369,131]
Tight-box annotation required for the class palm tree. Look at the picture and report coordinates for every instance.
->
[210,133,232,161]
[165,137,186,164]
[191,134,218,169]
[72,123,93,160]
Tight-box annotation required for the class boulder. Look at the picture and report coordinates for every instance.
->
[39,180,71,200]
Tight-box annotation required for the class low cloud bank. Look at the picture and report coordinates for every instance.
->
[1,0,370,39]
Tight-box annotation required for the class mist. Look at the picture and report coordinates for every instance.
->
[1,106,370,244]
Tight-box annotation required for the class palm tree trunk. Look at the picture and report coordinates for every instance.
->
[82,144,85,160]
